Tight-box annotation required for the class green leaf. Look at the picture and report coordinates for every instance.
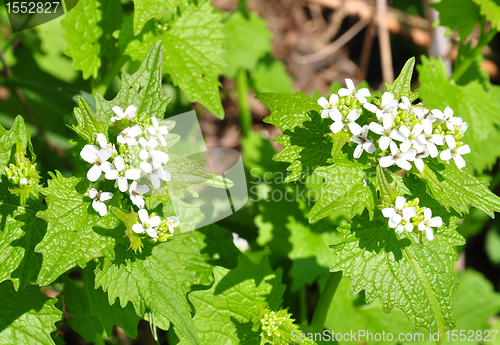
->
[132,0,188,34]
[486,222,500,264]
[62,0,122,79]
[416,160,500,217]
[331,213,465,334]
[0,281,62,345]
[118,2,225,118]
[250,57,294,94]
[418,56,500,171]
[177,255,285,345]
[96,40,171,123]
[309,158,375,222]
[221,11,272,77]
[94,233,203,344]
[71,97,108,144]
[0,116,29,174]
[431,0,483,38]
[472,0,500,30]
[61,278,104,343]
[0,179,46,291]
[258,92,333,182]
[385,57,419,102]
[35,172,120,286]
[454,42,490,86]
[84,262,141,339]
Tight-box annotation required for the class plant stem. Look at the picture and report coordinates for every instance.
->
[299,287,308,325]
[236,68,252,137]
[92,55,129,96]
[451,28,497,82]
[310,272,342,333]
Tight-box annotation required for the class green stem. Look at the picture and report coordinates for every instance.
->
[236,68,252,137]
[310,272,342,333]
[299,287,308,325]
[92,55,129,96]
[451,28,497,82]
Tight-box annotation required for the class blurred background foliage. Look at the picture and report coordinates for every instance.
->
[1,0,500,344]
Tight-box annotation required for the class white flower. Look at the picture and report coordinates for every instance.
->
[379,141,416,171]
[351,125,376,158]
[95,133,115,154]
[129,181,149,209]
[80,145,113,182]
[111,105,137,122]
[413,149,429,172]
[141,164,171,189]
[317,94,342,119]
[369,113,394,150]
[338,78,371,104]
[364,92,398,121]
[419,119,445,158]
[117,125,143,146]
[105,156,141,192]
[330,109,362,135]
[148,117,169,146]
[132,209,161,238]
[390,124,425,152]
[398,97,426,119]
[432,107,462,130]
[139,137,170,167]
[232,233,250,252]
[417,208,442,241]
[440,135,471,169]
[166,216,180,233]
[89,188,113,217]
[382,196,416,233]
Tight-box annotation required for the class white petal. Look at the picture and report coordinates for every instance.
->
[354,145,363,158]
[395,225,405,233]
[138,209,149,224]
[453,155,466,169]
[429,216,443,227]
[431,109,443,120]
[389,141,399,155]
[400,150,416,161]
[338,88,350,97]
[379,156,395,167]
[130,194,145,209]
[317,97,328,108]
[347,109,360,121]
[148,137,159,149]
[100,161,113,173]
[329,109,343,122]
[456,144,471,155]
[139,137,148,148]
[80,146,98,164]
[395,196,405,210]
[440,150,452,161]
[418,222,427,231]
[444,135,456,149]
[427,143,438,158]
[396,159,412,171]
[321,109,330,118]
[388,215,402,228]
[412,123,423,135]
[145,227,158,238]
[87,165,102,182]
[149,216,161,227]
[137,185,149,194]
[404,223,414,232]
[161,170,171,182]
[381,92,394,106]
[431,134,445,145]
[96,133,107,147]
[151,117,159,128]
[358,88,371,97]
[100,192,113,202]
[118,177,129,192]
[369,122,384,135]
[348,122,362,136]
[426,227,434,241]
[363,141,376,154]
[117,136,127,145]
[449,116,463,127]
[132,223,145,234]
[421,119,433,135]
[149,174,161,189]
[140,162,152,174]
[125,105,137,119]
[129,181,138,193]
[351,136,363,145]
[114,156,125,171]
[93,200,107,217]
[330,121,344,134]
[414,158,424,172]
[158,135,167,147]
[128,125,143,137]
[382,114,393,129]
[424,208,432,220]
[112,106,124,117]
[403,207,416,218]
[139,149,149,160]
[379,136,391,150]
[363,103,378,113]
[125,169,141,180]
[345,78,355,92]
[400,140,411,152]
[329,93,339,105]
[390,130,406,142]
[399,125,411,138]
[356,95,367,104]
[151,150,169,164]
[105,170,118,180]
[382,208,396,218]
[89,188,98,199]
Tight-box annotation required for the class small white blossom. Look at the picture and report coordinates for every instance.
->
[139,137,170,167]
[369,113,394,150]
[166,216,180,233]
[129,181,149,209]
[330,109,362,135]
[338,78,371,104]
[382,196,416,233]
[232,233,250,252]
[379,141,416,171]
[105,156,141,192]
[148,117,169,146]
[317,94,342,119]
[419,119,445,158]
[364,92,398,121]
[413,149,429,172]
[132,209,161,238]
[440,135,471,169]
[111,105,137,122]
[431,107,462,130]
[80,145,113,182]
[351,125,376,158]
[398,97,426,119]
[391,124,425,152]
[141,164,171,189]
[117,125,143,146]
[89,188,113,217]
[417,208,442,241]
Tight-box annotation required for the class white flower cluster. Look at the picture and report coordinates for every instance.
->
[317,80,470,170]
[382,196,442,240]
[80,105,178,240]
